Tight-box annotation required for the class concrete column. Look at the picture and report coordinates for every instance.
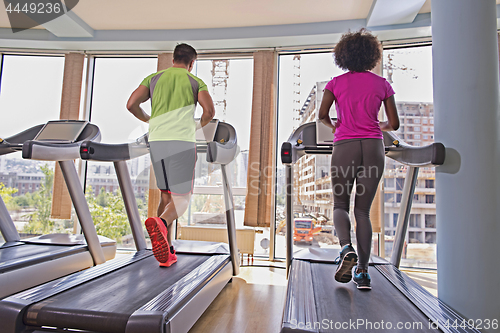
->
[52,53,85,220]
[432,0,500,327]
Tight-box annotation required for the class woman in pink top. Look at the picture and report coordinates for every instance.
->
[318,29,399,290]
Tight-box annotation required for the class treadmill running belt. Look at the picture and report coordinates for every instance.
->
[24,253,211,333]
[311,263,436,333]
[0,243,86,273]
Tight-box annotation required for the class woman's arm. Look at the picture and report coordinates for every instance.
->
[318,89,336,132]
[379,95,399,131]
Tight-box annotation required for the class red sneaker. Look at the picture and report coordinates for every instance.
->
[160,246,177,267]
[145,217,172,266]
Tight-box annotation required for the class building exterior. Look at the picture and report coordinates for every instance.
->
[384,102,437,244]
[0,171,45,196]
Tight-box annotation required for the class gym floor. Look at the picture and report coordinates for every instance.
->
[189,259,438,333]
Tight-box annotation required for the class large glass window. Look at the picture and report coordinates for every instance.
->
[382,45,437,269]
[177,58,257,255]
[87,57,157,248]
[86,57,254,253]
[0,55,64,238]
[276,52,344,258]
[275,46,437,269]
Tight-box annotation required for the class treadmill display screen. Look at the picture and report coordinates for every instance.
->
[34,121,88,143]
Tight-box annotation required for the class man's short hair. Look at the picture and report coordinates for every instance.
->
[173,43,197,66]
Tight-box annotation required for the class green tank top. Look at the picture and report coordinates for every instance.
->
[140,67,208,142]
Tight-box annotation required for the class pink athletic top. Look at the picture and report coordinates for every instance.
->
[325,71,395,142]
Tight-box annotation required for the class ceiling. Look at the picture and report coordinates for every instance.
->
[0,0,430,31]
[68,0,430,30]
[0,0,497,52]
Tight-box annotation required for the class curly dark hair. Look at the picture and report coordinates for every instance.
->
[334,29,382,72]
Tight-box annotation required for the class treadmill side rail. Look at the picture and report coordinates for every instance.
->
[0,298,31,333]
[281,260,319,333]
[376,265,482,333]
[167,262,232,333]
[125,311,167,333]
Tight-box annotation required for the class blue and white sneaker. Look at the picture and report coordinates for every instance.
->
[353,268,372,290]
[334,244,358,283]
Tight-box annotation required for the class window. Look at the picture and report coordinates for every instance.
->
[396,178,405,190]
[425,232,436,244]
[425,179,435,188]
[409,231,422,243]
[383,46,437,268]
[183,58,255,251]
[276,52,344,256]
[409,214,420,228]
[384,214,391,227]
[385,177,395,188]
[88,57,157,248]
[425,214,436,228]
[0,55,64,238]
[393,213,399,227]
[425,195,435,204]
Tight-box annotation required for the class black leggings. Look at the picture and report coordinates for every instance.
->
[331,138,385,270]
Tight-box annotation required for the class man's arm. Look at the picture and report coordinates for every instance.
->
[127,85,151,123]
[198,90,215,127]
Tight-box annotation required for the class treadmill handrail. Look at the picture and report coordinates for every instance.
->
[79,134,150,251]
[80,134,149,161]
[0,124,44,157]
[78,120,240,274]
[21,123,101,161]
[281,121,446,167]
[5,122,107,266]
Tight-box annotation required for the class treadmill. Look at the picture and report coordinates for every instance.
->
[0,120,240,333]
[0,120,116,299]
[280,121,479,333]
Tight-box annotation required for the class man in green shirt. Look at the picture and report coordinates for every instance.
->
[127,43,215,267]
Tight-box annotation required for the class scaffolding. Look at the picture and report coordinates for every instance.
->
[210,60,230,121]
[292,55,301,127]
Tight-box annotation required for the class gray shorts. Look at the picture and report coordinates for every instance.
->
[149,141,197,195]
